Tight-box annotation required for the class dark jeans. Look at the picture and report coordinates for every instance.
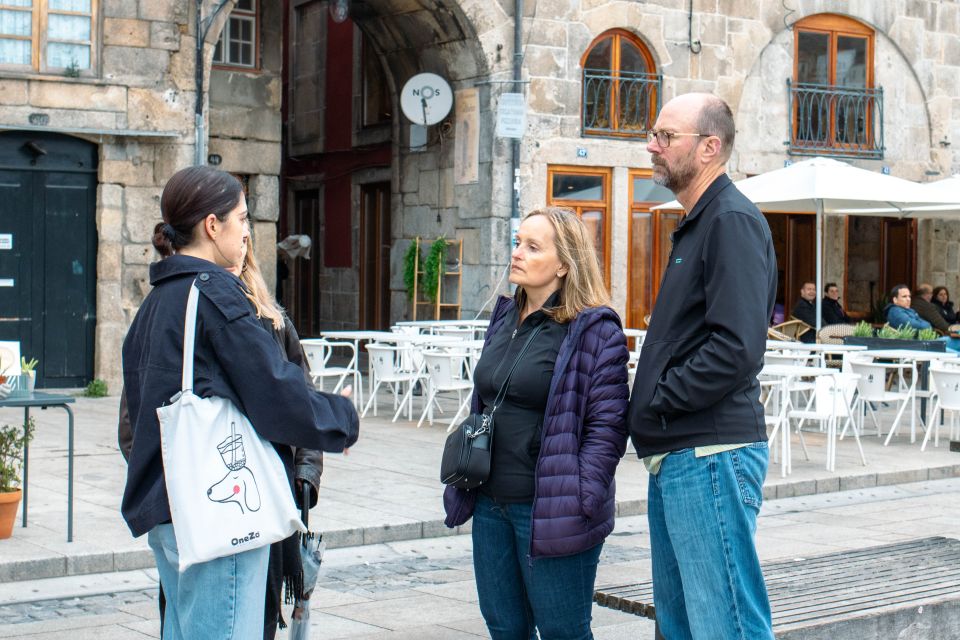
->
[472,494,602,640]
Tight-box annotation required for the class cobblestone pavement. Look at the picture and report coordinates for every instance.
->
[0,542,649,628]
[2,478,959,638]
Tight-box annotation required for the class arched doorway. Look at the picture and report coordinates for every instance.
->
[0,131,98,387]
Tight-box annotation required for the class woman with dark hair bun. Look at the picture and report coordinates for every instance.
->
[121,165,359,639]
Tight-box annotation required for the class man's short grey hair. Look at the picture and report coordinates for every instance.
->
[697,97,736,162]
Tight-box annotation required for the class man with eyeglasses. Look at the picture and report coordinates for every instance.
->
[628,93,776,640]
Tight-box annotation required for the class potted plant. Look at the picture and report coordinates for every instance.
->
[0,417,34,539]
[19,357,37,394]
[843,322,946,352]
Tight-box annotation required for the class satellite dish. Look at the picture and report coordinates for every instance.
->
[400,73,453,126]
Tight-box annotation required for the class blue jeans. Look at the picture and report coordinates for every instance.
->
[472,495,602,640]
[647,444,774,640]
[148,523,270,640]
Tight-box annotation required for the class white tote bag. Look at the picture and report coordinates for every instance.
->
[157,282,305,571]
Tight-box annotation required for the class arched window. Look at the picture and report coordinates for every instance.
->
[791,14,880,158]
[581,30,659,138]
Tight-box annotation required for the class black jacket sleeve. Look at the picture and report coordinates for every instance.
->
[204,295,359,453]
[650,211,771,416]
[791,299,816,327]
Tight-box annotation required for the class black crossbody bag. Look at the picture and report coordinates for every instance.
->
[440,323,543,490]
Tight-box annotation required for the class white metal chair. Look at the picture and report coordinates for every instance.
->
[301,339,363,408]
[787,373,866,471]
[361,343,422,421]
[847,358,915,444]
[924,364,960,451]
[418,350,474,429]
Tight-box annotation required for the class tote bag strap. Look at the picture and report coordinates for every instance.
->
[180,280,201,393]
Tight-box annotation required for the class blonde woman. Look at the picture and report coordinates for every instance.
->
[233,237,329,638]
[443,207,629,640]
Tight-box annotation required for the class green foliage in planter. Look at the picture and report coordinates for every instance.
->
[852,321,874,338]
[422,237,447,304]
[895,326,918,340]
[917,328,940,341]
[83,378,109,398]
[877,323,901,339]
[0,418,34,492]
[20,357,38,373]
[403,240,420,301]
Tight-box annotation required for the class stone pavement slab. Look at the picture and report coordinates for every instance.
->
[1,394,959,582]
[2,478,959,638]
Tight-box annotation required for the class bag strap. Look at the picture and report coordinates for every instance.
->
[180,281,201,393]
[489,322,544,415]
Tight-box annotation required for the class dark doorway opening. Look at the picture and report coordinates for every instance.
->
[0,131,98,388]
[359,182,391,330]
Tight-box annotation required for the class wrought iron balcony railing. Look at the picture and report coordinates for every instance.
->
[582,69,661,138]
[788,79,884,159]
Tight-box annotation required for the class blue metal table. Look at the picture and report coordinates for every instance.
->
[0,391,76,541]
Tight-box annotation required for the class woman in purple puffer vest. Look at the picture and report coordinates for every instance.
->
[444,207,629,640]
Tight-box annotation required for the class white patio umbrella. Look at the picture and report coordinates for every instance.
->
[654,157,960,331]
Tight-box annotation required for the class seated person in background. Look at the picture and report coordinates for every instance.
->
[912,284,956,334]
[932,286,957,324]
[822,282,852,325]
[886,284,960,352]
[791,281,818,343]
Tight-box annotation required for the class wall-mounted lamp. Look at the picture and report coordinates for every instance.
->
[207,153,222,166]
[330,0,349,23]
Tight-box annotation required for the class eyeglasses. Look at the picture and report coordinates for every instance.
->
[649,130,711,148]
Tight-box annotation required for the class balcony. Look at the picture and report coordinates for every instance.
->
[582,70,661,138]
[788,80,884,159]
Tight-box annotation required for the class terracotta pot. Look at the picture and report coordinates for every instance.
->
[0,489,22,540]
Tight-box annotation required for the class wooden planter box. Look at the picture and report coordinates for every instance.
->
[842,336,946,352]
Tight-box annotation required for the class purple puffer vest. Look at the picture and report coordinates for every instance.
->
[443,296,629,558]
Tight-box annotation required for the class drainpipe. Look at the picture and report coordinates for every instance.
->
[509,0,523,243]
[194,0,233,166]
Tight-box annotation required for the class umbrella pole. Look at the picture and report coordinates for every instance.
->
[815,200,823,337]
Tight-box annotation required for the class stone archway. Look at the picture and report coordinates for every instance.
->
[282,0,497,332]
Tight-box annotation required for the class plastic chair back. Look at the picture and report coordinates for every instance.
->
[423,351,457,389]
[812,373,856,419]
[366,344,399,378]
[301,341,330,378]
[931,364,960,411]
[848,360,889,401]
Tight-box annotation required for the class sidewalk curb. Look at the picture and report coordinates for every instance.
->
[2,463,959,583]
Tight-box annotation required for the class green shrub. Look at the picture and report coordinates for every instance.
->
[917,328,939,341]
[403,240,419,300]
[852,321,874,338]
[896,326,918,340]
[83,379,109,398]
[422,237,447,303]
[0,418,34,492]
[877,323,900,339]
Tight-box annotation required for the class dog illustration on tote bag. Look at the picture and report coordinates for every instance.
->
[207,421,262,513]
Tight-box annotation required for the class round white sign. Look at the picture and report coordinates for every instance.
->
[400,73,453,126]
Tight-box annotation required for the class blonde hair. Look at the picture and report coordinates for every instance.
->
[515,207,610,324]
[240,236,284,331]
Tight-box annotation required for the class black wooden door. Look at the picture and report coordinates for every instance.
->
[0,132,98,388]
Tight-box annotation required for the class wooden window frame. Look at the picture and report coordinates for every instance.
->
[580,28,658,140]
[0,0,98,75]
[627,169,678,328]
[212,0,259,71]
[546,165,612,287]
[792,14,875,153]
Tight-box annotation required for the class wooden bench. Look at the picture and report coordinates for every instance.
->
[595,537,960,639]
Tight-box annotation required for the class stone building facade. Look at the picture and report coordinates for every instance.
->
[2,0,959,389]
[0,0,280,389]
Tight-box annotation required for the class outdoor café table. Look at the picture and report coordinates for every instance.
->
[855,349,959,442]
[0,391,76,541]
[767,342,868,367]
[394,319,489,337]
[759,364,837,477]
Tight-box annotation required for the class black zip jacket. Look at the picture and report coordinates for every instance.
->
[121,255,358,538]
[628,174,776,457]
